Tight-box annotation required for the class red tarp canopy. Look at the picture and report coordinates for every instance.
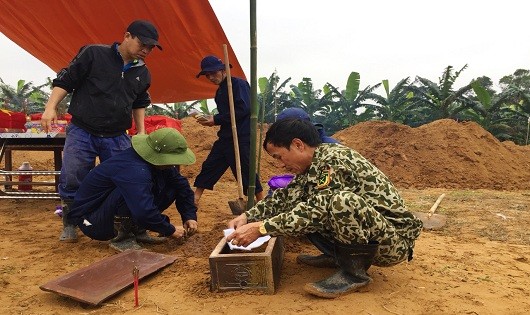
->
[0,0,245,103]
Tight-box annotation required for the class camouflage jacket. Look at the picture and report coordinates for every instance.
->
[246,143,423,242]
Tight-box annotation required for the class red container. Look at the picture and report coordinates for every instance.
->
[18,162,33,191]
[0,110,26,129]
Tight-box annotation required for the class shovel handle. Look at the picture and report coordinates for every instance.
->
[223,44,244,199]
[428,193,446,218]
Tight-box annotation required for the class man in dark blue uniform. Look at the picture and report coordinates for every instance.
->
[192,55,264,206]
[67,128,198,252]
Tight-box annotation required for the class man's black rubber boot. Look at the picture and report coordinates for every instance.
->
[132,226,168,244]
[59,199,78,243]
[296,254,337,268]
[304,241,379,298]
[109,238,143,252]
[109,216,142,252]
[298,233,337,267]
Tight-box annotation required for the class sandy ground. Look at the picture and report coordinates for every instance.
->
[1,118,529,314]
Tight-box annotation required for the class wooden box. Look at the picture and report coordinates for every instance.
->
[209,236,284,294]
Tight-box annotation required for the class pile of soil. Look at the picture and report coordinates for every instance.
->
[333,119,530,190]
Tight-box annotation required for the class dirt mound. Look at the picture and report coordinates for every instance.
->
[333,119,530,190]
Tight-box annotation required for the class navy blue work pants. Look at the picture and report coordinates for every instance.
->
[194,138,263,195]
[58,124,131,200]
[78,185,175,241]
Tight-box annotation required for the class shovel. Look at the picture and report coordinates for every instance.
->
[223,44,246,215]
[413,193,447,230]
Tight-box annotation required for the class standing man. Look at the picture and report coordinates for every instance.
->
[193,55,264,206]
[227,119,423,298]
[41,20,162,242]
[67,128,198,252]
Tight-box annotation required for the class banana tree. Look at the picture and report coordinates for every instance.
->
[322,71,380,132]
[460,81,518,141]
[288,77,334,119]
[367,77,417,124]
[257,71,291,123]
[500,86,530,144]
[0,78,49,114]
[407,65,475,124]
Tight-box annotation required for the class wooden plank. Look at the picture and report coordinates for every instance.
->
[40,250,177,305]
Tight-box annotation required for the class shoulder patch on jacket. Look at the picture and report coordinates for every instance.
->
[316,166,333,189]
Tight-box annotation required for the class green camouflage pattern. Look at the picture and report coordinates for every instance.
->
[246,143,423,267]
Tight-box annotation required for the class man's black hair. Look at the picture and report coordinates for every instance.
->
[263,118,322,150]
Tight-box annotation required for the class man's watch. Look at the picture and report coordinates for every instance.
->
[258,222,268,235]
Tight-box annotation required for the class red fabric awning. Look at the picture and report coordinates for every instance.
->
[0,0,245,103]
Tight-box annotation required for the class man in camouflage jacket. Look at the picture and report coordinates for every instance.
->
[227,118,423,298]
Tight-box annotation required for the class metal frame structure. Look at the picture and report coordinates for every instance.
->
[0,137,64,199]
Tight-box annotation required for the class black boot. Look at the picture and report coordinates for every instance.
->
[59,199,78,242]
[297,254,337,268]
[297,233,337,268]
[109,216,142,252]
[304,241,379,298]
[132,225,167,244]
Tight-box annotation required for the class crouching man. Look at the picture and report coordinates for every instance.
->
[227,119,423,298]
[68,128,198,252]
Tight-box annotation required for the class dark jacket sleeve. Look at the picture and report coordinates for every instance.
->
[132,76,152,109]
[52,45,93,92]
[116,167,177,237]
[168,168,198,223]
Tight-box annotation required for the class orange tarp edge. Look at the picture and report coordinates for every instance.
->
[0,0,245,103]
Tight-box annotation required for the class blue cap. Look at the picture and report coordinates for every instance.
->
[277,107,311,121]
[196,55,232,78]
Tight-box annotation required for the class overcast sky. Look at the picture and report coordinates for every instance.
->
[1,0,529,95]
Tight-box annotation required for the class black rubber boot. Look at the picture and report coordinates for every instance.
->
[304,241,379,299]
[109,216,142,252]
[59,199,78,243]
[132,226,167,244]
[297,254,337,268]
[297,233,337,268]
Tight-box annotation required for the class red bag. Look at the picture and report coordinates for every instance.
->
[0,109,26,129]
[128,115,182,135]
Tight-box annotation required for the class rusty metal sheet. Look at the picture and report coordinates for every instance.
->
[40,250,177,306]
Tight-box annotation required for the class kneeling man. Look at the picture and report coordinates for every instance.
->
[68,128,198,251]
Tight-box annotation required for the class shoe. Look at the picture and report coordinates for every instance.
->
[59,199,78,242]
[109,237,143,252]
[134,229,167,244]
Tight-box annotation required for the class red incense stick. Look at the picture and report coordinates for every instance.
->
[133,266,139,307]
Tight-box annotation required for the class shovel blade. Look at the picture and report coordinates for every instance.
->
[228,198,246,215]
[413,212,447,230]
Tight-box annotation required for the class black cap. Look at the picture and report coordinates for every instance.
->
[127,20,162,50]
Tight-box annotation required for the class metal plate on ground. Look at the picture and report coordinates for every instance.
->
[40,250,177,306]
